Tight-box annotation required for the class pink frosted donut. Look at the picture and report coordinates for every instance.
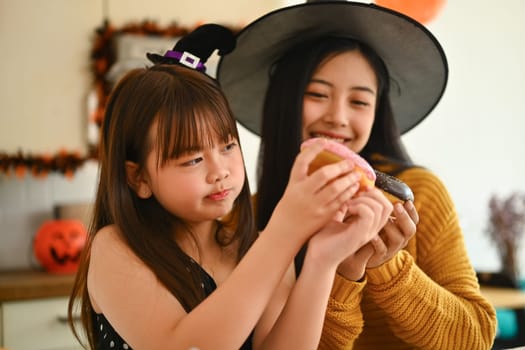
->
[301,137,376,189]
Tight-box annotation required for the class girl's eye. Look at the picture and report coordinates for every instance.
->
[181,156,203,166]
[223,142,238,152]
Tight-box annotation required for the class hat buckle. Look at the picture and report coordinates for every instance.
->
[179,51,200,69]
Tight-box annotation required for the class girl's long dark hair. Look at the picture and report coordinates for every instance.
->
[257,37,413,232]
[68,64,256,349]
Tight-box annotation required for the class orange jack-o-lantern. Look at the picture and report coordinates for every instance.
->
[33,219,88,274]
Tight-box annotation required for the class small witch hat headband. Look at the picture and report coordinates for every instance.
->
[102,24,235,147]
[147,23,236,73]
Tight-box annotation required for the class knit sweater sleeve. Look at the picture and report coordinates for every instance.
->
[318,273,365,349]
[365,167,497,349]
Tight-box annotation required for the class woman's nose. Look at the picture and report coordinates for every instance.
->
[323,99,349,128]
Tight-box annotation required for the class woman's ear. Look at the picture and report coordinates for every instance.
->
[125,161,152,199]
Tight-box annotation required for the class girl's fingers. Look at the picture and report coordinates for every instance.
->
[290,139,329,180]
[348,189,393,230]
[307,159,356,192]
[333,203,349,222]
[308,170,361,213]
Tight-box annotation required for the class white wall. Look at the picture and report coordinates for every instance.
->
[1,0,525,276]
[401,0,525,273]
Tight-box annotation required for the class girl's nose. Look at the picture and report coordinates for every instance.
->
[206,160,230,184]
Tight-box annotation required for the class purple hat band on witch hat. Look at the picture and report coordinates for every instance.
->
[163,50,206,71]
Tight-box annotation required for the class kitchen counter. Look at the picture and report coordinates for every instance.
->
[0,269,75,302]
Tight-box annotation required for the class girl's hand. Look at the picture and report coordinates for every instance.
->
[268,140,362,242]
[308,187,393,270]
[365,200,418,269]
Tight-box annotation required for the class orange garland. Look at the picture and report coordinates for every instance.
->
[0,149,91,179]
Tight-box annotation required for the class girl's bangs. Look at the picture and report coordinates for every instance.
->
[156,91,238,165]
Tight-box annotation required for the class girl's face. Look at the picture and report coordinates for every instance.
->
[141,122,246,225]
[302,50,378,153]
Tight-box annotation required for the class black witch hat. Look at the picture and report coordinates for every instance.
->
[216,2,448,135]
[147,23,235,74]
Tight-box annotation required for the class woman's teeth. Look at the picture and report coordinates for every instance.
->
[310,134,346,143]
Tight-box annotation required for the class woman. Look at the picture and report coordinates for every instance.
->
[217,2,497,349]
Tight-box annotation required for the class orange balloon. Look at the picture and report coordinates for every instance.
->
[375,0,446,24]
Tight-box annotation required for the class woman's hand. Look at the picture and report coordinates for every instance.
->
[336,200,418,280]
[365,200,418,269]
[309,187,393,270]
[333,188,394,280]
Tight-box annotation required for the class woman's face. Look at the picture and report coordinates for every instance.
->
[302,50,377,153]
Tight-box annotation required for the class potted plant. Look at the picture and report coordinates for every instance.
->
[486,192,525,284]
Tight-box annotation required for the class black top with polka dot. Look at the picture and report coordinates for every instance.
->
[92,257,253,349]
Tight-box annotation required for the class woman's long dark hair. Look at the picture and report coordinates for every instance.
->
[257,37,413,232]
[68,64,256,349]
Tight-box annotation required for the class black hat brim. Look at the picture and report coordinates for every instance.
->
[146,52,180,65]
[217,1,448,135]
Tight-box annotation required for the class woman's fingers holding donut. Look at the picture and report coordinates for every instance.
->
[391,202,418,240]
[364,202,417,269]
[369,236,388,258]
[403,200,419,225]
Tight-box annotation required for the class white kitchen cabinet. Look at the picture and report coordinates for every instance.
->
[0,296,83,350]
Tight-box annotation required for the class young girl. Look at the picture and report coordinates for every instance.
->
[68,24,392,350]
[217,2,497,349]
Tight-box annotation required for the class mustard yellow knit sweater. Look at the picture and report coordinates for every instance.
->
[319,166,497,350]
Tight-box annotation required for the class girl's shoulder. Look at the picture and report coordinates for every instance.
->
[88,225,188,347]
[89,225,155,298]
[92,225,132,258]
[91,225,151,271]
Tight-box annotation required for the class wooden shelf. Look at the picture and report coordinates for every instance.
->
[480,286,525,309]
[0,269,75,302]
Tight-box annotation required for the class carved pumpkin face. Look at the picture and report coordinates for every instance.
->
[33,219,88,274]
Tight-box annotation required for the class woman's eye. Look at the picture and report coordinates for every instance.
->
[304,91,327,99]
[350,99,370,107]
